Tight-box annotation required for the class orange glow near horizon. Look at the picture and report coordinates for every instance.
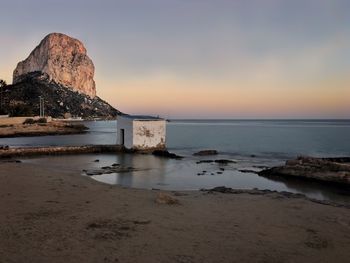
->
[95,74,350,118]
[1,67,349,119]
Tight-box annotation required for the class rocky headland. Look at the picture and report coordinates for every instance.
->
[2,33,120,119]
[13,33,96,98]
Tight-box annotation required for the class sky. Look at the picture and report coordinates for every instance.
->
[0,0,349,118]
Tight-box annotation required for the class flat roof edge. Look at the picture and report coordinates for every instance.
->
[118,114,164,121]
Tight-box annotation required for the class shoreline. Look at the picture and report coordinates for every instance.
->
[1,161,350,262]
[0,121,88,138]
[202,186,350,209]
[0,145,122,158]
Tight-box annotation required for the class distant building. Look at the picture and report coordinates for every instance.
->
[117,114,166,151]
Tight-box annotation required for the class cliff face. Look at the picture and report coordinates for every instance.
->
[13,33,96,98]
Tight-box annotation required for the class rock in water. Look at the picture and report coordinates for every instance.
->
[193,150,218,156]
[13,33,96,98]
[259,156,350,185]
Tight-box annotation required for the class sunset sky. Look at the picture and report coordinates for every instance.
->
[0,0,349,118]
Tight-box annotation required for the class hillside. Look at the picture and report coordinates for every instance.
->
[0,72,120,119]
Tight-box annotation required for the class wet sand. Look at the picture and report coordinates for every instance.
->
[0,161,350,263]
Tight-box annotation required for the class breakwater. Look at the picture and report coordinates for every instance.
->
[0,145,123,158]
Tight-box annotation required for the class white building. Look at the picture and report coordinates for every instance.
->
[117,114,166,151]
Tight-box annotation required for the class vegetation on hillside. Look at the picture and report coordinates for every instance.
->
[0,72,120,119]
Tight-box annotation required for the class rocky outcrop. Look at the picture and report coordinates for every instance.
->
[13,33,96,98]
[152,150,183,159]
[259,156,350,185]
[193,150,218,156]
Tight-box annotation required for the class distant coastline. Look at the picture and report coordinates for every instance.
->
[0,120,88,138]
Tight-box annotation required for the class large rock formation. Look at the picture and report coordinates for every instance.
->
[13,33,96,98]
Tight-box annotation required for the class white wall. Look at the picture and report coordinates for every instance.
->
[133,120,166,150]
[116,116,133,149]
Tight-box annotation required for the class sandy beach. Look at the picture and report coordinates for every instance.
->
[1,161,349,263]
[0,122,88,138]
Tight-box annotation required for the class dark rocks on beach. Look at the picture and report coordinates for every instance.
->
[0,145,9,150]
[152,150,183,159]
[86,171,103,176]
[321,157,350,163]
[253,165,269,169]
[259,156,350,185]
[239,169,259,174]
[193,150,218,156]
[85,164,139,176]
[197,170,225,176]
[0,159,22,164]
[196,160,214,164]
[196,159,235,165]
[214,159,236,164]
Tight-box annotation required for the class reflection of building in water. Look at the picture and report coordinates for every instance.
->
[117,114,166,151]
[115,153,134,187]
[115,153,168,189]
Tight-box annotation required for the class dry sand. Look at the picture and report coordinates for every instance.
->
[0,161,349,263]
[0,122,87,138]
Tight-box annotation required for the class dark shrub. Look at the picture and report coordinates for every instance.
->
[23,118,35,125]
[37,118,47,123]
[10,105,34,117]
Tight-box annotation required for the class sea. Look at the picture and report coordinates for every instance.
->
[1,119,350,203]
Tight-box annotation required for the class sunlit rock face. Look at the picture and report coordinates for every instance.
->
[13,33,96,98]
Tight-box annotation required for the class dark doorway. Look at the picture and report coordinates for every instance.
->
[120,129,125,145]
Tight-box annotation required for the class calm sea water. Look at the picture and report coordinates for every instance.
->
[2,120,350,202]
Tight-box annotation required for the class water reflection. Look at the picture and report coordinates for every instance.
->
[260,173,350,203]
[106,153,168,188]
[21,153,350,204]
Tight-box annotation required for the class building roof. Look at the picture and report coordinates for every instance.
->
[118,114,164,121]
